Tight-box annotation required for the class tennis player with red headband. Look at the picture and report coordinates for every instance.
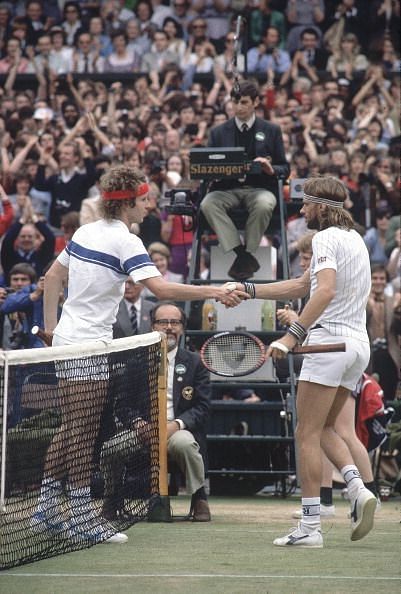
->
[233,176,376,549]
[34,166,246,546]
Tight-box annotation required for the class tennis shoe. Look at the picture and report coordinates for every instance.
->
[30,510,66,535]
[273,524,323,548]
[292,504,335,519]
[350,488,376,541]
[66,515,128,544]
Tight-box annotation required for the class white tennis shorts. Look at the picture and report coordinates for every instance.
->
[52,334,109,381]
[298,327,370,391]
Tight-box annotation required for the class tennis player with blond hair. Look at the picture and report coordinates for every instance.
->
[234,176,376,548]
[33,165,246,545]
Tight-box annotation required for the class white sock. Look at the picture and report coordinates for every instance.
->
[301,497,321,533]
[341,465,364,500]
[37,478,62,512]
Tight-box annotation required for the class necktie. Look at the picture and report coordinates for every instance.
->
[241,123,248,133]
[130,304,138,334]
[83,55,89,73]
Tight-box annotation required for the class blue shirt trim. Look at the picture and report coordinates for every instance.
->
[67,241,124,274]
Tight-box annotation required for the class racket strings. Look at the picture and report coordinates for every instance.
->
[203,335,263,375]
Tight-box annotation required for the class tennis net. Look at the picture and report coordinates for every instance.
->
[0,332,165,570]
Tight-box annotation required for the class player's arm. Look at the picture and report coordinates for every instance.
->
[237,269,310,300]
[44,259,68,333]
[296,268,336,330]
[266,268,335,358]
[141,275,248,306]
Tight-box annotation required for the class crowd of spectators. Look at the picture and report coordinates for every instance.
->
[0,0,399,396]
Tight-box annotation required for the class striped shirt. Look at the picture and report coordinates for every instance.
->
[310,227,371,342]
[54,219,160,343]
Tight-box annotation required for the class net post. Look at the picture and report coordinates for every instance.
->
[0,353,9,512]
[148,334,172,522]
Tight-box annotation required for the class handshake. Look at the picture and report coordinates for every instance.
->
[215,281,251,308]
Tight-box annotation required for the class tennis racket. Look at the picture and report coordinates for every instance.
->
[200,331,346,377]
[31,325,53,346]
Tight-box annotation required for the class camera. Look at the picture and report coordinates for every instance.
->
[150,160,165,174]
[164,188,196,216]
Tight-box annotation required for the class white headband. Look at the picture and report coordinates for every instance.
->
[303,193,344,208]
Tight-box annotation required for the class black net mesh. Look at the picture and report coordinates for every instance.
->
[0,336,161,570]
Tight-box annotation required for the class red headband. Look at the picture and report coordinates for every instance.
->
[102,183,149,201]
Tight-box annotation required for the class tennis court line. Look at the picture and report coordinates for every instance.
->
[3,573,401,581]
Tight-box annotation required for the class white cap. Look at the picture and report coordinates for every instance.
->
[33,107,54,120]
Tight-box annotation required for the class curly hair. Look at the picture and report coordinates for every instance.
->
[304,176,355,231]
[99,165,146,220]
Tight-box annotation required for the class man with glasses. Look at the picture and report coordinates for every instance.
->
[150,302,212,521]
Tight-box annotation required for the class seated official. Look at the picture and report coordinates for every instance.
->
[200,80,289,281]
[100,302,212,522]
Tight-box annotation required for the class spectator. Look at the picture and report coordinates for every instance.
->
[88,16,113,58]
[47,26,73,74]
[215,31,245,74]
[138,181,162,248]
[125,17,151,54]
[140,28,179,72]
[169,0,195,41]
[248,0,287,48]
[285,0,325,53]
[386,227,400,282]
[282,27,329,86]
[366,264,400,402]
[142,242,184,301]
[0,3,12,50]
[72,31,104,73]
[0,180,15,238]
[33,140,96,228]
[112,279,153,338]
[24,0,48,47]
[364,206,392,266]
[0,37,29,74]
[163,16,186,60]
[61,1,84,47]
[327,33,369,80]
[55,210,80,255]
[0,263,45,349]
[0,202,55,282]
[200,80,289,281]
[247,26,290,78]
[104,29,139,73]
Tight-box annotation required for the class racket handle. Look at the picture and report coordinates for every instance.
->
[31,325,53,346]
[294,343,346,354]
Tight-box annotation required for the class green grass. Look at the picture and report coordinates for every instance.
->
[1,495,400,594]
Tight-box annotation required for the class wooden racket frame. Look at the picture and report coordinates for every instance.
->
[200,331,346,377]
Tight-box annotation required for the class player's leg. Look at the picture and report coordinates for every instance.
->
[274,380,338,548]
[334,394,376,489]
[322,387,376,541]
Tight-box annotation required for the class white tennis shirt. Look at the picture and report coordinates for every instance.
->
[310,227,371,342]
[54,219,160,343]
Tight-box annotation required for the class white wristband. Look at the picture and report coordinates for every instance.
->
[270,341,289,354]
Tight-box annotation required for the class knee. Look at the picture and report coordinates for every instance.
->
[252,194,276,216]
[201,193,225,216]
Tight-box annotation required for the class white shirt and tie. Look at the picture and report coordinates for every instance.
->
[124,299,140,334]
